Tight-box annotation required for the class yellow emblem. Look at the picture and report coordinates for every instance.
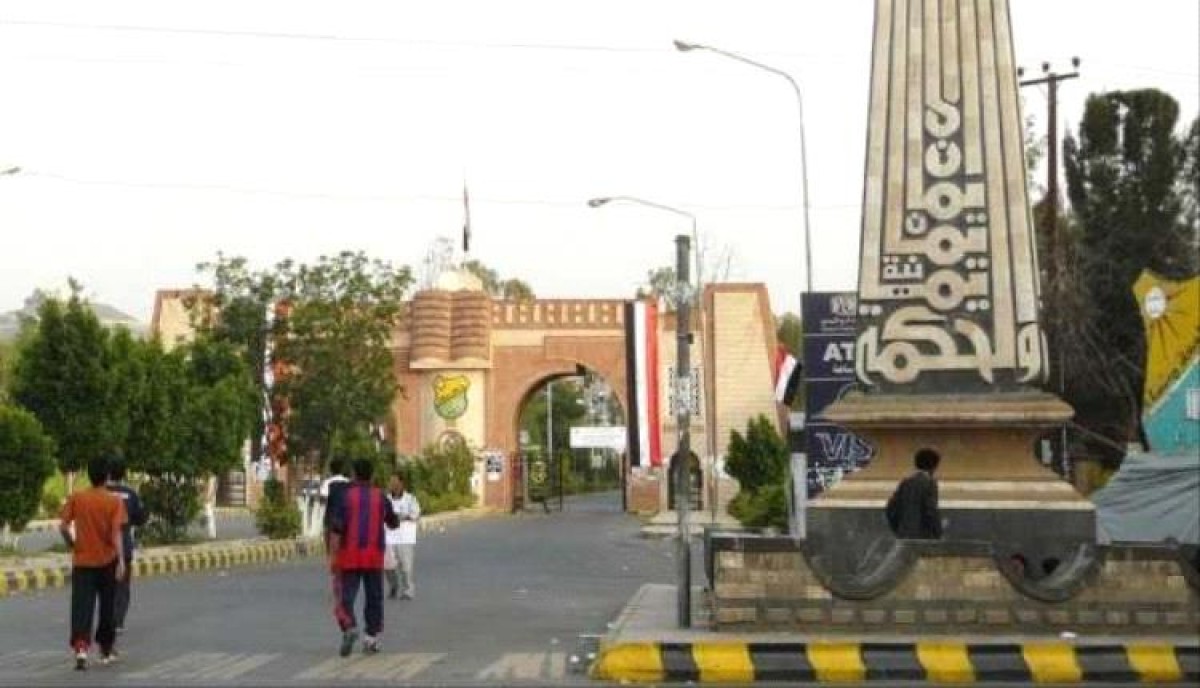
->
[433,374,470,420]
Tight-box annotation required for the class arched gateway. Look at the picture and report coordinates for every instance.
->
[153,269,784,516]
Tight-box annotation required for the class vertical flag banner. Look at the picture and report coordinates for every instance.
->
[624,300,662,468]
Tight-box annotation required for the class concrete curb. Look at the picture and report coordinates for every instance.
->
[0,538,324,598]
[590,640,1200,684]
[1,507,493,599]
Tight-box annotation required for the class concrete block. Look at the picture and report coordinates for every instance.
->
[715,583,764,600]
[984,609,1011,625]
[805,585,832,600]
[832,609,857,624]
[1166,575,1185,590]
[718,551,743,570]
[715,606,758,624]
[1164,612,1189,626]
[1135,611,1159,626]
[797,608,826,624]
[1016,610,1040,624]
[1046,610,1071,625]
[1076,610,1103,625]
[893,610,918,624]
[923,609,948,624]
[863,610,888,624]
[963,572,996,588]
[1105,611,1130,626]
[955,608,978,624]
[765,607,792,624]
[914,585,934,600]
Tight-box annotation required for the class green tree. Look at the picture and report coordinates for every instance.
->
[0,404,56,543]
[775,313,803,357]
[123,336,257,543]
[725,414,789,529]
[635,266,678,302]
[1062,89,1198,451]
[10,284,123,475]
[272,251,412,466]
[463,259,535,301]
[192,254,285,470]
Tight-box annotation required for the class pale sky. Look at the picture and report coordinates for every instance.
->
[1,0,1196,321]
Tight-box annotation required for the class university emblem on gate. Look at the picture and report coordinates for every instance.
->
[432,374,470,420]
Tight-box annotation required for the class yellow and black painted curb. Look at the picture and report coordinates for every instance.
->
[0,538,323,598]
[591,641,1200,684]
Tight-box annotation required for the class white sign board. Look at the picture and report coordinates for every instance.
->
[569,426,627,451]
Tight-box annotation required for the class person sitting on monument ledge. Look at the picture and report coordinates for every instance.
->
[885,448,943,540]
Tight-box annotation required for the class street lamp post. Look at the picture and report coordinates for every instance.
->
[673,40,813,294]
[673,233,693,628]
[0,166,20,176]
[587,196,717,518]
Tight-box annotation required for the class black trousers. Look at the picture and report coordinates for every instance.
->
[337,569,384,637]
[70,561,117,653]
[114,555,133,629]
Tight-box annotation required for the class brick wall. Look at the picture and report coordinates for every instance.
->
[712,539,1200,633]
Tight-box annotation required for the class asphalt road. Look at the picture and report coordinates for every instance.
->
[0,491,685,687]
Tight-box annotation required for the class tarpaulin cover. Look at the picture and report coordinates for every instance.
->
[1091,450,1200,545]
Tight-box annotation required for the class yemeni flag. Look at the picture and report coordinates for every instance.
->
[774,346,802,406]
[624,300,662,468]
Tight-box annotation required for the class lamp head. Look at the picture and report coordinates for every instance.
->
[0,166,19,176]
[1071,56,1081,69]
[673,40,697,52]
[587,197,611,208]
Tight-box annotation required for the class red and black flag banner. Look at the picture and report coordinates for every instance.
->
[774,345,802,406]
[624,300,662,468]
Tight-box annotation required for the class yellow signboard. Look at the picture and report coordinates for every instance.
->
[1133,270,1200,408]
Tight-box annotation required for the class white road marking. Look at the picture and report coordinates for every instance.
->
[477,651,565,680]
[295,652,444,681]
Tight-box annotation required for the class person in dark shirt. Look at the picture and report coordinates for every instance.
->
[319,457,350,548]
[106,461,146,634]
[885,448,943,539]
[328,458,399,657]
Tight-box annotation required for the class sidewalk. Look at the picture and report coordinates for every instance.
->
[591,584,1200,684]
[1,507,493,598]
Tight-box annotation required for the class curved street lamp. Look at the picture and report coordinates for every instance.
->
[587,196,701,297]
[673,40,813,293]
[1,166,20,176]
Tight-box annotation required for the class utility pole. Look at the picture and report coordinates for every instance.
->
[674,234,693,629]
[1020,58,1080,479]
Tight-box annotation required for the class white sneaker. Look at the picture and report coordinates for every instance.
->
[74,650,88,671]
[100,651,119,666]
[362,635,381,655]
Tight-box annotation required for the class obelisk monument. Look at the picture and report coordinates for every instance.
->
[814,0,1092,552]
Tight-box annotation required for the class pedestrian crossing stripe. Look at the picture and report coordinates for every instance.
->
[477,651,566,680]
[124,652,280,681]
[297,652,444,680]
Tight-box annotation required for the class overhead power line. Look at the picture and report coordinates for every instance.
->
[17,169,858,211]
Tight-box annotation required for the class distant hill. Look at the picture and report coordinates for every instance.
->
[0,290,148,341]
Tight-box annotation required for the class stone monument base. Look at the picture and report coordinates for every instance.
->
[813,391,1094,575]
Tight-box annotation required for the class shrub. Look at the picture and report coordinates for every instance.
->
[139,475,202,544]
[0,404,56,536]
[255,477,301,540]
[725,415,790,531]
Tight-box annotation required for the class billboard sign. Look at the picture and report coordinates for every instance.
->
[802,292,874,495]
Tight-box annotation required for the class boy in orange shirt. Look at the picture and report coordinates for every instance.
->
[59,458,127,670]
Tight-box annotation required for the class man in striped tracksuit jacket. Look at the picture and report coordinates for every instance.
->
[328,458,400,656]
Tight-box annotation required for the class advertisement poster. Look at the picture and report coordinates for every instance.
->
[802,292,874,495]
